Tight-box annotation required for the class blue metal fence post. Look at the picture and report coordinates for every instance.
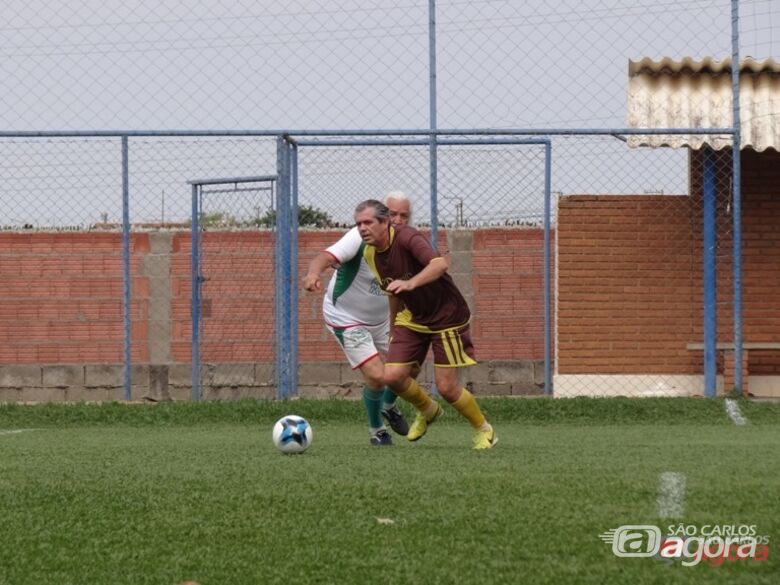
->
[543,140,553,396]
[121,136,132,400]
[428,0,439,249]
[703,147,718,398]
[275,138,284,398]
[282,141,292,399]
[427,0,441,397]
[275,137,292,399]
[290,142,300,396]
[190,184,201,401]
[731,0,743,395]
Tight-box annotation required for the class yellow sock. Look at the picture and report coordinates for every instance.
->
[451,388,487,429]
[397,378,437,417]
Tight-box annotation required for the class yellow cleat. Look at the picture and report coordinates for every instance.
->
[473,426,498,450]
[407,403,444,442]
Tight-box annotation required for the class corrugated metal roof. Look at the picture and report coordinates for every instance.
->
[627,57,780,151]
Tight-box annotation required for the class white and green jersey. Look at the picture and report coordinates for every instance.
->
[323,227,389,327]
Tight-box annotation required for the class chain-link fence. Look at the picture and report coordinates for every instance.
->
[0,138,127,400]
[0,0,744,131]
[1,1,775,400]
[293,138,551,397]
[191,175,278,400]
[554,136,736,397]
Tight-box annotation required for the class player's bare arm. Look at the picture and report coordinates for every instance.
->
[385,257,448,294]
[303,251,339,292]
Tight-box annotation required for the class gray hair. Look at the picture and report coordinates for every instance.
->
[384,191,411,205]
[354,199,390,221]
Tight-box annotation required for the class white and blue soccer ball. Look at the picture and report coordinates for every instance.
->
[272,415,313,454]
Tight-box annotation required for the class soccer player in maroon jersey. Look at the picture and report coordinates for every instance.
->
[301,193,415,446]
[354,199,497,449]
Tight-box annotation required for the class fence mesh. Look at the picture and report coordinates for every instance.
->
[0,138,127,400]
[554,137,735,397]
[296,141,549,395]
[0,1,744,132]
[1,1,774,399]
[0,137,278,399]
[133,139,277,400]
[195,178,278,400]
[741,0,780,59]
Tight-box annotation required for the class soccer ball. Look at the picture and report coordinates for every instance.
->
[272,415,313,454]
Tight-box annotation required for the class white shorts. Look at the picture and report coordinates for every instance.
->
[326,321,390,369]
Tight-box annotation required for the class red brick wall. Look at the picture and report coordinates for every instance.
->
[0,233,150,363]
[169,232,277,363]
[472,229,548,359]
[0,228,546,365]
[740,149,780,374]
[558,195,701,374]
[557,148,780,376]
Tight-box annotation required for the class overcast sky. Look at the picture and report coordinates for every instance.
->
[0,1,776,226]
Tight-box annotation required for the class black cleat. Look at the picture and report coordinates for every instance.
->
[370,429,394,446]
[382,406,410,436]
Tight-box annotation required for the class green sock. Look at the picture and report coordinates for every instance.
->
[382,386,398,411]
[362,386,384,430]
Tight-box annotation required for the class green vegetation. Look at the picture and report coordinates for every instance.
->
[253,204,334,228]
[198,204,334,229]
[2,396,779,428]
[0,398,777,584]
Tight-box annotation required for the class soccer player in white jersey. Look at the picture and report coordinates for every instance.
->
[302,192,413,446]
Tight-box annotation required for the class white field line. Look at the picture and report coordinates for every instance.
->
[0,429,39,436]
[657,472,686,519]
[724,399,748,426]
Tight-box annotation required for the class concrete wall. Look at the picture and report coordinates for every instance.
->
[0,359,545,402]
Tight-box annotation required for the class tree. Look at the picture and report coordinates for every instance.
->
[253,204,333,228]
[199,211,239,228]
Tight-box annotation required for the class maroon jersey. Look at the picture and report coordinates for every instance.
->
[363,225,470,332]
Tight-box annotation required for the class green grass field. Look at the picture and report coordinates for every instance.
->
[1,398,778,585]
